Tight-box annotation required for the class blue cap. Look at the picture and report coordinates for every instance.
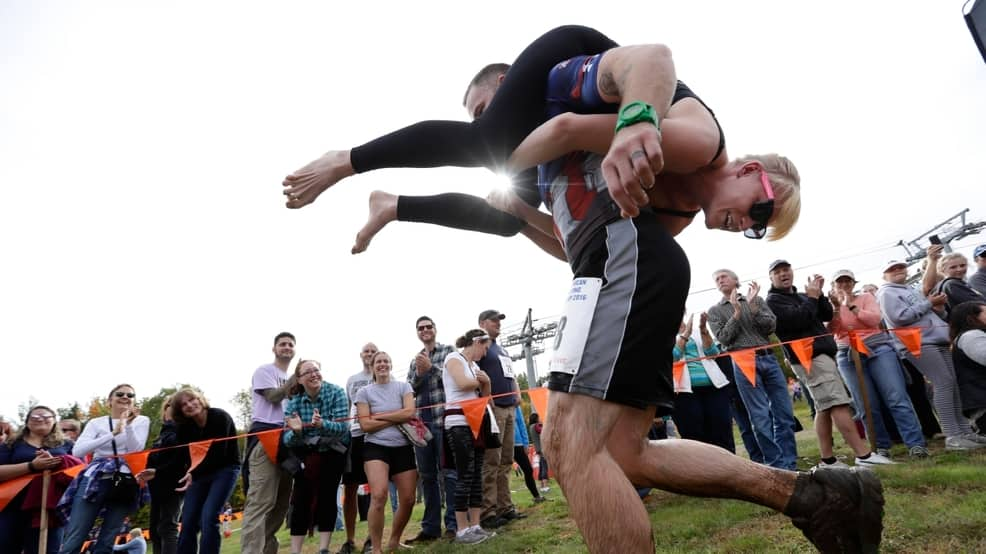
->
[974,244,986,259]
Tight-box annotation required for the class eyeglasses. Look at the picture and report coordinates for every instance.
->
[301,368,322,377]
[29,414,56,422]
[417,324,434,331]
[59,426,77,433]
[114,392,136,398]
[744,170,775,240]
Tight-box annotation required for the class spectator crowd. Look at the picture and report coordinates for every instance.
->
[3,244,986,554]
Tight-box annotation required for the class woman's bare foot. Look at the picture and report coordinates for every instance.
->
[352,191,398,254]
[282,150,355,209]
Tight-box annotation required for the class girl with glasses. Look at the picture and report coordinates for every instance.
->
[0,405,80,553]
[283,360,350,554]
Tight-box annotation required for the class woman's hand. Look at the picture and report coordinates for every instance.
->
[31,450,62,472]
[285,413,304,433]
[311,409,323,429]
[136,468,156,486]
[175,471,193,492]
[475,370,491,385]
[113,414,130,436]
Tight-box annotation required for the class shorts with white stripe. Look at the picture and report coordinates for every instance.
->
[548,212,690,411]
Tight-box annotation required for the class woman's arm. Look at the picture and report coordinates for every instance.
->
[121,416,150,452]
[373,393,417,424]
[321,385,351,438]
[355,402,390,434]
[72,418,113,458]
[446,356,481,391]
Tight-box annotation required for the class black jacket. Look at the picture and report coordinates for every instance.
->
[766,286,838,359]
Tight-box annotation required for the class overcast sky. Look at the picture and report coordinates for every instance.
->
[2,1,985,422]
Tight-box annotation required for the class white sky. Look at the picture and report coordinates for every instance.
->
[2,1,985,421]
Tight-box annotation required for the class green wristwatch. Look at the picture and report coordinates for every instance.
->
[615,101,659,133]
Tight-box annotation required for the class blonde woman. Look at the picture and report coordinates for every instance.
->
[354,352,417,554]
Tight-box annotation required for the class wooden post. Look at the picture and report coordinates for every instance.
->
[38,470,51,553]
[850,347,878,452]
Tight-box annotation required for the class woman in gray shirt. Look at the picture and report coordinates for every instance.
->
[354,352,418,554]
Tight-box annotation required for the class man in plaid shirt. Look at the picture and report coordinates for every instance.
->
[405,315,458,542]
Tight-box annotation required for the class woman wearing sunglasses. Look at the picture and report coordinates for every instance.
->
[0,405,79,553]
[59,384,152,554]
[282,359,350,554]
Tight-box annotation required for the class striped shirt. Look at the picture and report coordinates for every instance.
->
[408,342,455,424]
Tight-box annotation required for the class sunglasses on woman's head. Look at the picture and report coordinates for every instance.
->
[114,392,136,398]
[744,170,775,240]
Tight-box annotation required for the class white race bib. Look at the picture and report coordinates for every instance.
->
[498,355,515,379]
[549,277,602,376]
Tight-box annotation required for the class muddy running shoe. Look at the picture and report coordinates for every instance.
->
[784,467,884,553]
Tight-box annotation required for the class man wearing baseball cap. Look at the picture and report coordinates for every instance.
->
[969,245,986,297]
[766,260,894,467]
[476,309,524,528]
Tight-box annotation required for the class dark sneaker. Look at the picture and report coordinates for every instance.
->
[443,529,456,540]
[784,467,884,553]
[361,540,372,554]
[500,509,528,521]
[405,532,440,544]
[336,541,355,554]
[480,516,506,529]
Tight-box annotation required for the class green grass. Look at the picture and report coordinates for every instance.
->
[220,402,986,553]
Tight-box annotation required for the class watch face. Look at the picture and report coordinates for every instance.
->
[622,103,644,118]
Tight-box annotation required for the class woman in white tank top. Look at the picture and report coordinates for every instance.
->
[442,329,494,544]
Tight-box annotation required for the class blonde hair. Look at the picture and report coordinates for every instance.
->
[938,252,967,273]
[736,153,801,241]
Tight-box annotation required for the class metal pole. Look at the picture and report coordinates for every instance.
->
[850,347,878,452]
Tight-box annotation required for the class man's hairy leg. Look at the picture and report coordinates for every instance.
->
[543,392,655,552]
[604,404,797,511]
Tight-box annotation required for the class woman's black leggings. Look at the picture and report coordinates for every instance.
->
[513,445,541,499]
[446,426,485,512]
[350,25,618,173]
[289,450,347,535]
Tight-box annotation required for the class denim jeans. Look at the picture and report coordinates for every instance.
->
[58,472,134,554]
[732,354,798,470]
[726,380,764,463]
[177,465,240,554]
[836,345,925,448]
[413,421,457,534]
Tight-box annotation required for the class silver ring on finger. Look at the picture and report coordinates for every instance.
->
[630,150,647,161]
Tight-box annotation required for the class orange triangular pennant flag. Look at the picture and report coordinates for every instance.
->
[848,331,870,356]
[894,328,922,358]
[123,451,149,476]
[63,464,85,478]
[789,338,814,371]
[188,440,213,473]
[672,361,686,389]
[731,349,757,387]
[256,429,283,464]
[460,397,489,439]
[0,474,33,512]
[527,387,549,424]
